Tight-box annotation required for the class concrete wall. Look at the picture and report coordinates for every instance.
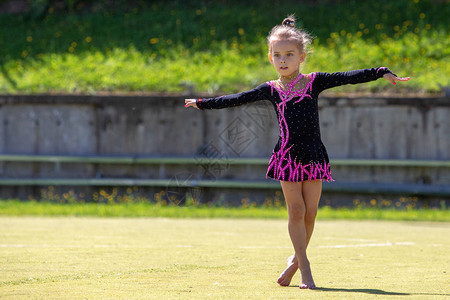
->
[0,94,449,202]
[1,95,448,158]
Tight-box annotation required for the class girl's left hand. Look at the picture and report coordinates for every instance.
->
[185,99,199,109]
[383,73,410,85]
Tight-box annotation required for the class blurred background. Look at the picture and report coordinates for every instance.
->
[0,0,449,208]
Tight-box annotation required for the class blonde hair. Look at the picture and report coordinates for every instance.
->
[267,15,313,54]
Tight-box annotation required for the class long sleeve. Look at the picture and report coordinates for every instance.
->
[197,83,270,110]
[313,67,394,93]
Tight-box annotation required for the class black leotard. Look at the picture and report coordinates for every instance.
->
[196,67,393,182]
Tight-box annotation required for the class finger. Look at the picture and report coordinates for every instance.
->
[392,77,410,85]
[395,77,410,81]
[185,99,194,107]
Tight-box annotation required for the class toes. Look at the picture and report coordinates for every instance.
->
[299,283,316,289]
[277,276,289,286]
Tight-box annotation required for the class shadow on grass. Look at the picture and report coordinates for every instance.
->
[314,287,409,296]
[312,287,450,297]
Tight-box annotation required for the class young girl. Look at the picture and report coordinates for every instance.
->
[185,16,410,289]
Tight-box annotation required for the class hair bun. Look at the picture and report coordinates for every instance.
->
[282,16,295,28]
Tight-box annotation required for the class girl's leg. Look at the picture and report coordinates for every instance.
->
[298,180,322,288]
[278,181,315,288]
[303,180,322,246]
[277,180,322,288]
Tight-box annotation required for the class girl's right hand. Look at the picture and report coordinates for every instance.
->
[383,72,410,85]
[185,99,199,109]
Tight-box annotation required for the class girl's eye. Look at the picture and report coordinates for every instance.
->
[287,53,293,56]
[274,54,280,57]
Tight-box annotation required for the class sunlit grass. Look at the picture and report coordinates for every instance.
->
[3,34,447,94]
[1,217,449,298]
[0,200,448,222]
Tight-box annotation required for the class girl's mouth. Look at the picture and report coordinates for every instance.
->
[280,67,288,70]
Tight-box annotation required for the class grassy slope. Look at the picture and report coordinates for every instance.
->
[0,0,448,94]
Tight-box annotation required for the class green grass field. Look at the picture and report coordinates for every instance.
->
[1,217,448,299]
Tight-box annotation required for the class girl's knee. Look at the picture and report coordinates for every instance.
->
[288,203,306,222]
[305,209,318,224]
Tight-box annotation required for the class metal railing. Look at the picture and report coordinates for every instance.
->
[0,154,449,197]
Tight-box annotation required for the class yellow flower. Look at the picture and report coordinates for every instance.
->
[26,36,32,42]
[149,38,159,44]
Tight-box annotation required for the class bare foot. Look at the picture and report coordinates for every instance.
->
[299,265,316,289]
[277,254,298,286]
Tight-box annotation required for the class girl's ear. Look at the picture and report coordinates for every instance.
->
[299,52,306,63]
[268,53,274,64]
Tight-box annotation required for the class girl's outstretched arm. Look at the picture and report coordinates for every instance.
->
[183,83,270,110]
[185,99,199,109]
[314,67,410,93]
[383,72,411,85]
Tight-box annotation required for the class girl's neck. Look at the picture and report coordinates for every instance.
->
[279,71,301,84]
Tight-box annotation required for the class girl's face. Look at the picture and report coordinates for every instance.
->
[269,39,306,77]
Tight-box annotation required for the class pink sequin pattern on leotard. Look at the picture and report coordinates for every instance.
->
[266,73,333,182]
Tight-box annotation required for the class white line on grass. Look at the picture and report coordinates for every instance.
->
[238,242,415,249]
[0,242,416,249]
[238,246,292,249]
[316,242,415,249]
[0,244,127,248]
